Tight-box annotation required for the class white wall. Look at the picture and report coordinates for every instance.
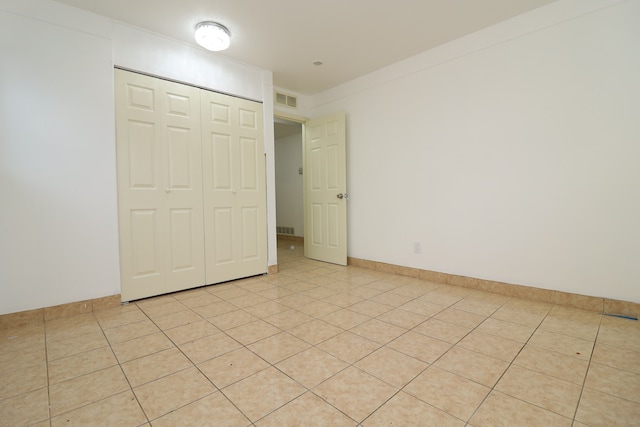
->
[0,0,276,315]
[275,132,304,237]
[308,0,640,303]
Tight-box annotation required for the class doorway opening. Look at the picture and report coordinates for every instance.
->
[274,116,304,258]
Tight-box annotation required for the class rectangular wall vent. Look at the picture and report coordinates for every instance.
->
[275,91,297,108]
[276,226,295,235]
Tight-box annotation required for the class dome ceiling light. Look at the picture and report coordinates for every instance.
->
[194,21,231,51]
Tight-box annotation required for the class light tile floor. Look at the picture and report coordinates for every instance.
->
[1,241,639,426]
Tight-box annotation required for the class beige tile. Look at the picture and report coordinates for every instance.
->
[390,284,432,298]
[163,319,219,345]
[46,329,109,361]
[585,363,640,404]
[179,332,242,364]
[491,306,546,327]
[528,329,594,360]
[347,286,385,300]
[314,366,397,422]
[179,292,223,309]
[226,319,281,345]
[350,318,407,344]
[592,342,640,374]
[0,344,45,372]
[539,316,599,341]
[192,301,239,319]
[102,319,159,344]
[274,293,317,309]
[0,362,47,400]
[152,392,251,427]
[0,387,49,426]
[49,365,130,416]
[48,346,117,384]
[413,318,471,344]
[228,293,271,309]
[276,347,348,389]
[469,390,572,427]
[44,299,93,321]
[375,307,428,329]
[0,308,43,330]
[388,331,451,363]
[151,309,202,330]
[369,291,415,307]
[495,365,582,418]
[322,292,365,308]
[453,298,502,316]
[264,309,314,330]
[317,331,381,364]
[355,347,428,388]
[45,314,102,343]
[295,300,342,317]
[95,307,148,330]
[548,305,602,325]
[223,366,306,422]
[111,331,174,363]
[363,391,464,427]
[404,366,490,421]
[121,347,192,387]
[556,292,603,312]
[422,289,468,306]
[50,390,146,426]
[256,392,357,427]
[243,301,290,318]
[248,332,310,364]
[433,308,487,329]
[435,346,508,387]
[91,294,122,312]
[208,309,258,331]
[134,367,216,421]
[138,300,187,319]
[287,319,344,345]
[199,347,270,389]
[208,285,252,300]
[475,317,535,343]
[399,299,446,317]
[597,324,640,353]
[348,300,394,317]
[457,331,523,362]
[575,388,640,427]
[604,299,640,319]
[513,345,589,385]
[320,308,370,329]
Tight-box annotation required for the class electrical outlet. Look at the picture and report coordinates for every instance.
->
[413,241,422,254]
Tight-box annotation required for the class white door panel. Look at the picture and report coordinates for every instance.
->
[304,112,347,265]
[116,69,205,301]
[201,91,267,284]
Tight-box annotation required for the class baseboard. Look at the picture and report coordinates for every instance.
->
[347,257,639,318]
[0,294,121,330]
[277,234,304,243]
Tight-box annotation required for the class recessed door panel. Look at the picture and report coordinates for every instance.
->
[167,93,190,117]
[240,137,258,191]
[130,209,158,278]
[127,84,154,111]
[128,121,156,189]
[169,208,195,271]
[239,108,257,129]
[213,208,233,264]
[311,203,323,245]
[327,203,339,248]
[327,144,339,190]
[210,133,232,190]
[241,207,259,260]
[310,147,322,191]
[209,102,230,124]
[167,127,191,189]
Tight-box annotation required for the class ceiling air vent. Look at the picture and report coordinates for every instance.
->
[275,91,297,108]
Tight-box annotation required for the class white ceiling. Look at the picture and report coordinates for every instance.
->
[54,0,557,95]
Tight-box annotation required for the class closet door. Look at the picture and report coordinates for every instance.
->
[115,69,205,301]
[201,91,267,284]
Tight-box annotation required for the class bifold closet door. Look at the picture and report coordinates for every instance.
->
[115,69,205,301]
[201,91,267,284]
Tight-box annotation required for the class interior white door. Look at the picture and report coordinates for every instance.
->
[304,112,347,265]
[201,91,268,284]
[115,69,205,301]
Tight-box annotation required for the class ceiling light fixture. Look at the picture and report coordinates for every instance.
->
[194,21,231,51]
